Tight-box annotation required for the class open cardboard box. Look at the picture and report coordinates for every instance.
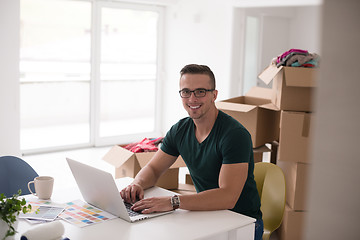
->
[245,86,272,100]
[258,64,317,112]
[216,89,279,148]
[103,145,186,189]
[278,111,315,163]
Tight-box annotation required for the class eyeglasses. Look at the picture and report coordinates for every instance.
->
[179,88,215,98]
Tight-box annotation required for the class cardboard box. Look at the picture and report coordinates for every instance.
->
[253,144,272,163]
[185,173,193,185]
[245,86,272,100]
[174,183,197,195]
[103,145,186,189]
[277,161,310,211]
[258,64,317,112]
[216,94,280,148]
[278,111,314,163]
[278,204,307,240]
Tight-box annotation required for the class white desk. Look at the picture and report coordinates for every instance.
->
[16,178,255,240]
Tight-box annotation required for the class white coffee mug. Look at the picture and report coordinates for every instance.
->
[28,176,54,199]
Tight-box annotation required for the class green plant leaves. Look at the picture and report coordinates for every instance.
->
[0,189,32,239]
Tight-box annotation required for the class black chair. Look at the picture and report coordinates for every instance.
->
[0,156,38,197]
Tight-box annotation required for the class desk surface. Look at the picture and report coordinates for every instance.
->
[16,178,255,240]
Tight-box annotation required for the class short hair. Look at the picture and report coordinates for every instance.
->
[180,64,216,89]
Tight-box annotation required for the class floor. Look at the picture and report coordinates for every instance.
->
[23,146,114,194]
[22,146,279,240]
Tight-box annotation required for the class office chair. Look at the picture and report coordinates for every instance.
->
[254,162,286,240]
[0,156,39,197]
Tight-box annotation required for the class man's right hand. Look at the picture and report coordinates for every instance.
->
[120,183,144,204]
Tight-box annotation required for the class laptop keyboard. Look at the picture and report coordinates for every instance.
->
[124,202,142,217]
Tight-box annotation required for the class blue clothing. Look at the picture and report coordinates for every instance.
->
[255,218,264,240]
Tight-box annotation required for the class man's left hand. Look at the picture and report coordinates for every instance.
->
[131,196,173,214]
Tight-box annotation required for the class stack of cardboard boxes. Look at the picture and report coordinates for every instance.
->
[259,64,317,240]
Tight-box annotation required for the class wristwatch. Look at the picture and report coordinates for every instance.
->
[171,195,180,210]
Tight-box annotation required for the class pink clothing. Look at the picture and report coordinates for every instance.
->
[125,137,163,153]
[276,49,309,64]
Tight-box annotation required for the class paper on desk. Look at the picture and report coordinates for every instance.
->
[19,198,66,223]
[59,199,117,227]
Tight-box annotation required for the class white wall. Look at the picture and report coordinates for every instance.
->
[0,0,21,156]
[161,0,235,132]
[289,6,322,53]
[304,0,360,239]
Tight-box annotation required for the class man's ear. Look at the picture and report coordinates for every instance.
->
[212,90,218,102]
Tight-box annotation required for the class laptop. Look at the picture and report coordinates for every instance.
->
[66,158,174,222]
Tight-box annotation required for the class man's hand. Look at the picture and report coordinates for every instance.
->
[120,183,144,204]
[130,196,173,214]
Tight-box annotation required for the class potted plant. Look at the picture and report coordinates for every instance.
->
[0,190,32,240]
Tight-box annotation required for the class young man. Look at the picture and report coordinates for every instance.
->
[120,64,263,240]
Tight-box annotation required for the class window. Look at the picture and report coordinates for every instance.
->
[242,16,260,95]
[20,0,163,153]
[99,6,159,139]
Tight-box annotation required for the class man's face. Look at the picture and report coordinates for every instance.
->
[179,73,217,120]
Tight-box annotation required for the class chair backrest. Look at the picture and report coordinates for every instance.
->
[254,162,286,237]
[0,156,39,197]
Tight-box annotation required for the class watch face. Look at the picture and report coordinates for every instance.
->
[171,195,180,209]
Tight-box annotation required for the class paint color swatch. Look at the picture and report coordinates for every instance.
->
[59,199,116,227]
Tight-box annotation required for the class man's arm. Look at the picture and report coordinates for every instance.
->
[180,162,248,210]
[120,149,178,203]
[131,162,248,213]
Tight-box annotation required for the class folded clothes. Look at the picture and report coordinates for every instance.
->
[276,51,308,67]
[286,53,320,66]
[274,48,320,68]
[276,48,309,64]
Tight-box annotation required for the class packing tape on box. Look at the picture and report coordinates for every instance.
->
[20,221,65,240]
[302,113,311,137]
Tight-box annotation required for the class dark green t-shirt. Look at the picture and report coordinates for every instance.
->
[161,110,262,220]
